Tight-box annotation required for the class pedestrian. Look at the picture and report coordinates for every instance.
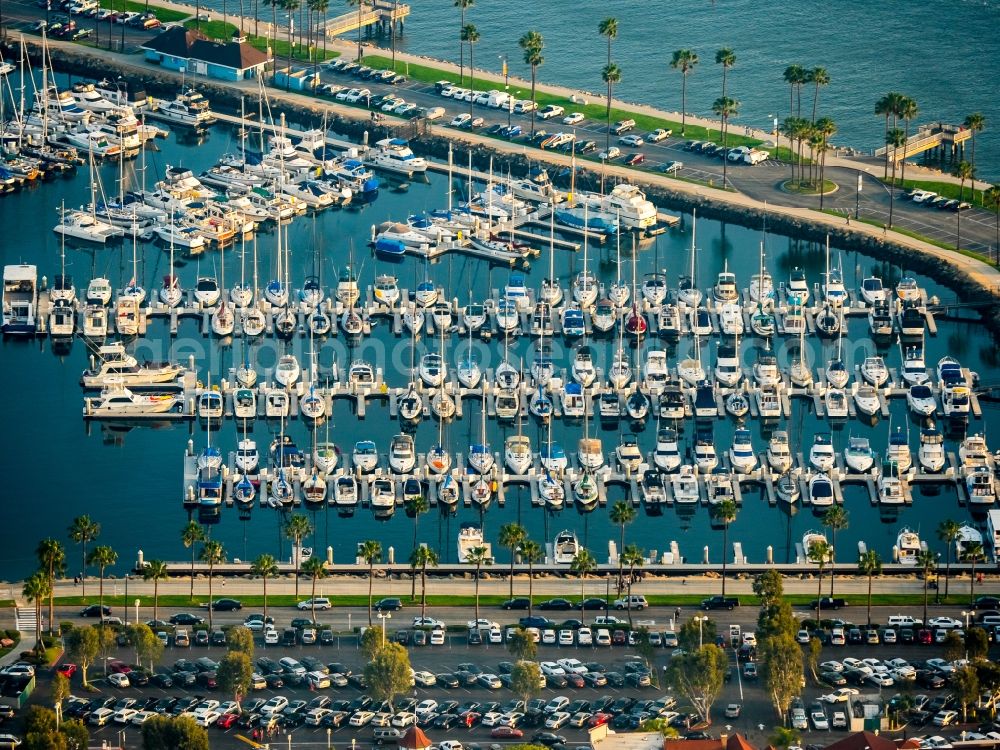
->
[675,606,681,621]
[882,223,887,236]
[846,215,851,226]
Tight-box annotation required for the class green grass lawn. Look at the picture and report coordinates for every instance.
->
[99,0,188,22]
[184,19,339,62]
[783,179,837,195]
[361,54,763,149]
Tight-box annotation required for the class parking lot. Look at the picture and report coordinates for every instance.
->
[5,598,993,750]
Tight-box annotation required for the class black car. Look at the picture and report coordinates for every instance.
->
[80,604,111,617]
[209,630,226,646]
[169,612,205,626]
[172,671,196,687]
[130,670,150,687]
[605,671,625,687]
[151,673,173,689]
[519,616,554,629]
[374,598,402,611]
[533,733,567,747]
[847,628,864,644]
[436,673,460,688]
[290,618,316,629]
[319,629,334,645]
[204,598,242,611]
[502,598,531,610]
[538,599,573,611]
[821,671,847,687]
[916,670,945,689]
[974,596,1000,610]
[577,598,608,611]
[808,597,848,610]
[256,657,281,674]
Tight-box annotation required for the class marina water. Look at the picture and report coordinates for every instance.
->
[1,115,998,580]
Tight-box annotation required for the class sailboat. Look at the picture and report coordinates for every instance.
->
[609,215,630,308]
[748,241,773,304]
[505,407,532,474]
[468,389,494,474]
[539,208,563,306]
[572,204,598,308]
[677,209,702,308]
[210,245,235,336]
[241,235,266,337]
[826,307,849,389]
[789,308,813,388]
[159,209,183,308]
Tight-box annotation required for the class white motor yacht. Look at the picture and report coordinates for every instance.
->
[80,342,184,388]
[896,528,922,564]
[572,346,597,387]
[671,465,700,504]
[235,439,260,473]
[389,433,416,473]
[825,388,849,419]
[616,436,643,473]
[860,276,887,305]
[809,432,835,471]
[694,434,718,472]
[713,265,738,303]
[83,382,182,417]
[714,344,742,388]
[352,440,379,473]
[274,354,301,387]
[853,384,881,416]
[767,431,793,473]
[553,530,580,565]
[807,475,834,507]
[729,428,757,474]
[787,268,809,305]
[365,137,428,175]
[334,475,359,507]
[918,426,946,473]
[844,436,875,473]
[861,356,889,387]
[654,428,681,472]
[753,353,780,388]
[578,437,605,470]
[644,350,670,393]
[887,428,913,473]
[907,384,937,416]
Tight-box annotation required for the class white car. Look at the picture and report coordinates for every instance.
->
[545,697,570,713]
[558,630,574,646]
[595,629,612,647]
[577,627,593,646]
[619,134,644,147]
[195,711,220,728]
[540,661,565,676]
[413,616,445,629]
[514,100,537,114]
[538,105,565,120]
[926,658,956,674]
[413,671,437,687]
[796,629,811,644]
[487,627,503,644]
[264,627,279,645]
[349,711,374,727]
[429,629,445,646]
[344,88,371,103]
[336,88,359,101]
[933,710,958,727]
[113,709,138,725]
[557,658,587,674]
[811,711,830,730]
[545,712,571,729]
[563,113,585,125]
[391,712,416,728]
[821,688,858,704]
[297,598,331,611]
[467,618,498,630]
[413,698,437,718]
[424,106,446,121]
[598,147,621,161]
[131,711,156,726]
[927,616,963,629]
[867,672,894,687]
[107,673,130,688]
[820,660,844,673]
[920,737,953,749]
[261,697,288,716]
[541,629,556,644]
[832,711,847,728]
[480,712,504,727]
[451,113,471,127]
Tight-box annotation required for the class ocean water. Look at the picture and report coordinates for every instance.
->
[363,0,1000,180]
[1,118,998,581]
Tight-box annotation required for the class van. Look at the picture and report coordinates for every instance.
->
[373,727,404,743]
[612,595,648,610]
[978,615,1000,628]
[174,629,190,647]
[90,708,115,727]
[306,671,331,689]
[886,615,921,628]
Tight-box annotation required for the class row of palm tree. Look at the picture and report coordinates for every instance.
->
[782,65,830,123]
[518,31,544,137]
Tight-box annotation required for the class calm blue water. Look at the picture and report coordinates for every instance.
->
[1,119,998,581]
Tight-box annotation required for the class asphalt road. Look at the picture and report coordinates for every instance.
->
[6,601,997,749]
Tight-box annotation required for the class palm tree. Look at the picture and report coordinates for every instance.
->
[251,554,279,621]
[597,17,617,70]
[520,539,543,617]
[780,117,805,185]
[712,499,737,598]
[886,127,906,227]
[937,520,961,599]
[69,515,100,598]
[570,548,597,614]
[782,64,805,119]
[498,523,527,600]
[308,0,330,73]
[466,545,492,623]
[814,117,837,209]
[345,0,363,62]
[87,545,117,620]
[962,541,985,605]
[620,544,644,626]
[404,494,428,558]
[181,521,206,601]
[954,160,975,250]
[454,0,474,84]
[301,557,327,622]
[987,184,1000,265]
[36,538,65,636]
[821,506,848,597]
[282,0,301,85]
[898,96,918,186]
[808,66,829,123]
[963,112,985,176]
[409,546,439,618]
[461,23,480,119]
[200,540,225,630]
[670,50,698,136]
[609,500,636,595]
[857,550,882,626]
[807,539,832,620]
[712,96,739,187]
[518,31,543,136]
[916,549,936,624]
[284,514,314,597]
[142,560,169,624]
[875,92,903,178]
[601,62,622,151]
[359,540,381,625]
[715,47,735,100]
[22,572,49,649]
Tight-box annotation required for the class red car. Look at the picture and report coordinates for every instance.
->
[917,628,933,644]
[56,663,78,679]
[612,630,627,645]
[107,660,132,674]
[491,726,524,739]
[216,713,239,729]
[588,713,612,728]
[624,153,645,166]
[565,673,585,688]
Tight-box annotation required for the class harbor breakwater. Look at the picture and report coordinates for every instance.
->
[19,41,1000,339]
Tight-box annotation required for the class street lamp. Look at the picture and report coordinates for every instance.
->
[376,612,391,646]
[327,727,332,749]
[134,599,140,626]
[694,615,708,648]
[961,610,971,629]
[498,54,512,132]
[935,553,942,604]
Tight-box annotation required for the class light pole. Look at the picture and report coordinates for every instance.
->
[694,615,708,648]
[962,610,971,629]
[377,612,391,646]
[327,727,332,749]
[134,599,140,626]
[935,553,942,604]
[124,575,129,624]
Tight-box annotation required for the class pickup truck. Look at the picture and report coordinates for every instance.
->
[701,596,739,611]
[808,597,848,610]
